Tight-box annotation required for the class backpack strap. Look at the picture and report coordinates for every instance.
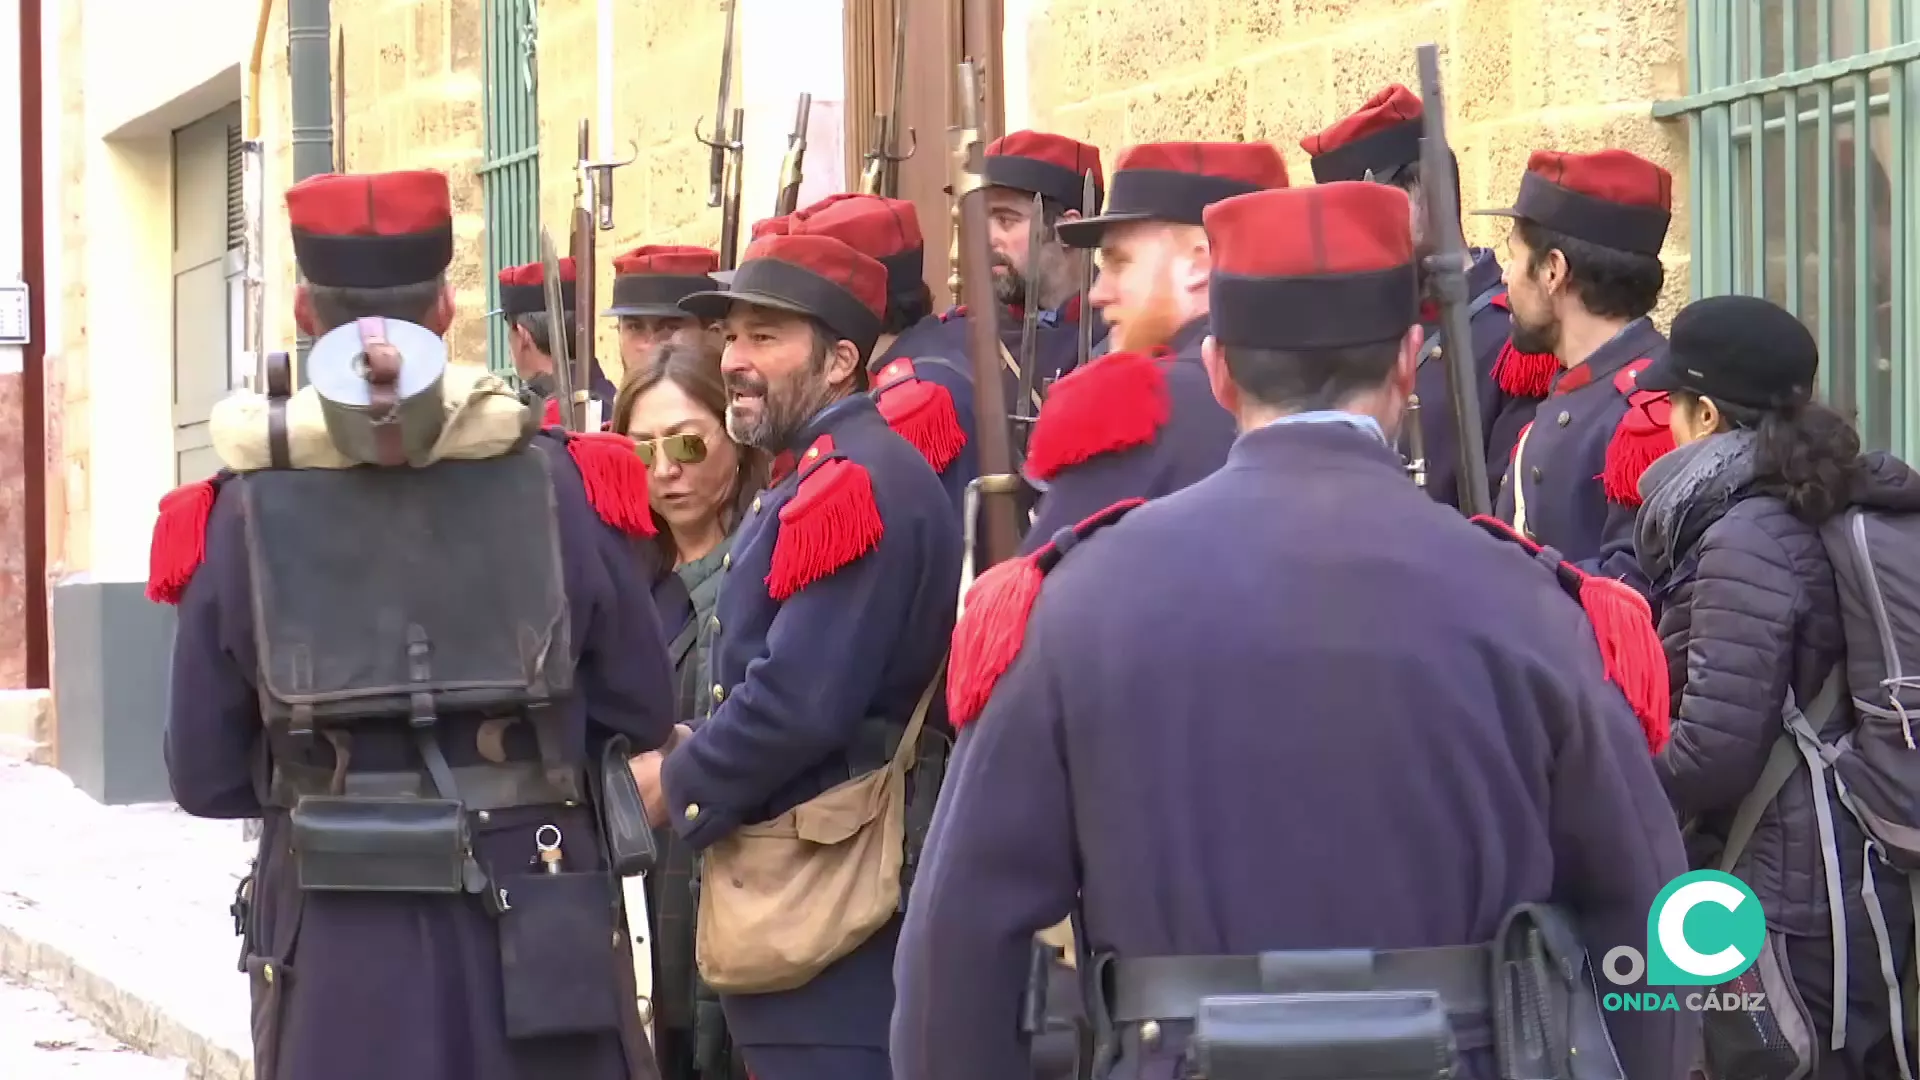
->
[1856,852,1919,1080]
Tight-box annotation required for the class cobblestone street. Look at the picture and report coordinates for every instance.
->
[0,974,187,1077]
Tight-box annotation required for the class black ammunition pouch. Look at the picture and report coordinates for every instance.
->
[240,448,580,894]
[1081,904,1624,1080]
[595,735,658,878]
[499,867,624,1038]
[290,796,470,893]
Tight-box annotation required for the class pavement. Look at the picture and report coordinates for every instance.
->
[0,974,190,1077]
[0,759,254,1080]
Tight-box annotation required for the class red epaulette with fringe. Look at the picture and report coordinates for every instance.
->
[1602,359,1676,508]
[872,358,968,474]
[768,434,883,601]
[1486,293,1558,399]
[1023,348,1173,483]
[1469,514,1670,754]
[542,397,563,427]
[148,474,234,605]
[948,498,1145,730]
[563,430,656,537]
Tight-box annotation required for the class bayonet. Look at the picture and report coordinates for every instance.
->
[1415,43,1490,515]
[539,227,578,433]
[1011,191,1045,461]
[953,61,1022,569]
[774,93,813,216]
[1075,168,1096,370]
[569,121,599,430]
[859,1,916,197]
[698,1,737,209]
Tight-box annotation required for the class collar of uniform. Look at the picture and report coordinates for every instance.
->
[1257,409,1388,446]
[1228,412,1407,475]
[782,392,878,462]
[1551,317,1663,395]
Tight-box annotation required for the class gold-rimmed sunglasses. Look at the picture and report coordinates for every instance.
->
[633,433,709,468]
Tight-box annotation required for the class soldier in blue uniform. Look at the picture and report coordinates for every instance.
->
[1478,149,1678,577]
[155,169,678,1080]
[496,256,620,424]
[655,232,961,1080]
[921,131,1109,386]
[894,180,1689,1080]
[1021,141,1289,549]
[604,244,724,366]
[1302,84,1548,511]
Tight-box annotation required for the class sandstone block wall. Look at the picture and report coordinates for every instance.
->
[1026,0,1694,319]
[255,0,726,382]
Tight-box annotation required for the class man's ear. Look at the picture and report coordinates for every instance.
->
[425,282,457,335]
[1180,227,1214,294]
[1393,324,1422,396]
[293,286,318,337]
[1201,334,1240,418]
[826,337,863,388]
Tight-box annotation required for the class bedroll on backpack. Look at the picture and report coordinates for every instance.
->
[1719,506,1920,1080]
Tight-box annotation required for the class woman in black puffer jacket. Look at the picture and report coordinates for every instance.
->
[1634,295,1920,1080]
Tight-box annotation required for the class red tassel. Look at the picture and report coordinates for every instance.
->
[147,480,219,605]
[1578,574,1672,754]
[875,377,967,473]
[542,398,562,427]
[948,556,1046,730]
[1601,391,1676,508]
[768,457,884,600]
[1492,340,1558,398]
[1025,349,1172,482]
[567,432,657,537]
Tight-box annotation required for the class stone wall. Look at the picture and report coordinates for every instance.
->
[1026,0,1693,318]
[255,0,727,381]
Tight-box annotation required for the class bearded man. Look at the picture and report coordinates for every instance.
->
[628,232,960,1080]
[1476,148,1678,577]
[1017,141,1289,550]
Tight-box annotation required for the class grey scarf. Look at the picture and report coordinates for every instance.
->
[1633,429,1762,584]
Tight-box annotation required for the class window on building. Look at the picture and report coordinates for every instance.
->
[171,103,245,484]
[481,0,541,377]
[1657,0,1917,456]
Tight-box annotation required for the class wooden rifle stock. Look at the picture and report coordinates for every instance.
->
[774,93,812,217]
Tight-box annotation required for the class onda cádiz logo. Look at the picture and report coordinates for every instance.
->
[1598,870,1770,1013]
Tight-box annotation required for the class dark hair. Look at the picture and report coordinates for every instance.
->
[808,317,870,392]
[884,281,934,335]
[513,311,579,356]
[610,340,770,566]
[1224,337,1403,413]
[305,276,446,333]
[1684,390,1864,525]
[1516,218,1664,320]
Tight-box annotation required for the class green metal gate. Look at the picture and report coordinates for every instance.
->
[481,0,541,376]
[1655,0,1919,457]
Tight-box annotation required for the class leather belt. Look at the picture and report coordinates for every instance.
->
[270,760,584,812]
[1108,945,1493,1024]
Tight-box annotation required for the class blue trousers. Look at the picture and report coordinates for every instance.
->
[738,1045,889,1080]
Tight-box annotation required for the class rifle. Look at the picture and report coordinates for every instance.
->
[1415,44,1491,516]
[539,227,579,433]
[858,1,915,197]
[774,94,813,217]
[700,0,737,209]
[569,118,634,430]
[1011,191,1045,462]
[952,61,1022,569]
[1075,169,1096,369]
[718,108,746,268]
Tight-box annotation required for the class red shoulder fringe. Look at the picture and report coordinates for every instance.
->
[148,477,224,605]
[567,431,657,537]
[873,360,967,474]
[1602,360,1677,508]
[1024,349,1172,483]
[1468,514,1670,754]
[768,436,884,601]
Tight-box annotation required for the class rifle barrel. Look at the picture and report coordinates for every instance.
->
[953,61,1020,566]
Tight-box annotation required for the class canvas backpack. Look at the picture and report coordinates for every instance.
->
[1720,505,1920,1079]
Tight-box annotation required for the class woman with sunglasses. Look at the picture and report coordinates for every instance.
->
[610,340,767,1080]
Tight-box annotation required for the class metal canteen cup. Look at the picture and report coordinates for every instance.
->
[309,317,450,467]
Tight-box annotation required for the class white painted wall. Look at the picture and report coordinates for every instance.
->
[1002,0,1030,133]
[739,0,847,229]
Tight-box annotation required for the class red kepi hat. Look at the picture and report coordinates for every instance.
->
[984,131,1105,214]
[286,170,454,288]
[604,245,720,318]
[1205,182,1419,350]
[788,193,925,302]
[1475,149,1674,257]
[1055,141,1289,249]
[495,257,576,318]
[679,234,889,358]
[1300,84,1426,185]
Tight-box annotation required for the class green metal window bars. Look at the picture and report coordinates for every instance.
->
[1655,0,1919,457]
[481,0,542,377]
